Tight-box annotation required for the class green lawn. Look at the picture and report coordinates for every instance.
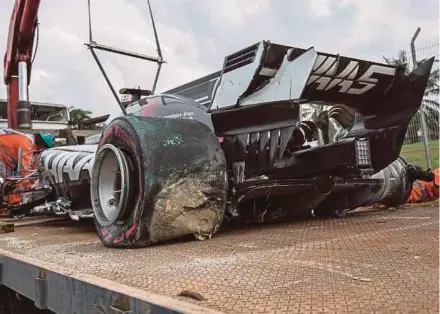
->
[401,139,439,169]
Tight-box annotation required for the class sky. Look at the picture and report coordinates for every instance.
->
[0,0,438,120]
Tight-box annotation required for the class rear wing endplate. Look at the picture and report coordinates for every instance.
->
[166,40,433,113]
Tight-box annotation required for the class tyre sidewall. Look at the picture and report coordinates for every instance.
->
[92,118,150,247]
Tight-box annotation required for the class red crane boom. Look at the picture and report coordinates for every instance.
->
[3,0,164,130]
[3,0,41,129]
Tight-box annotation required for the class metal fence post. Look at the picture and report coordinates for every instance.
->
[410,27,433,169]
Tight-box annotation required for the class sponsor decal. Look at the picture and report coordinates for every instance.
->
[114,126,137,152]
[163,111,195,119]
[306,55,395,95]
[99,128,113,146]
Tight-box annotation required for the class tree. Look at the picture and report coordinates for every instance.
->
[68,106,92,129]
[383,50,439,142]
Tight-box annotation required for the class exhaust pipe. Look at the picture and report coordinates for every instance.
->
[369,157,412,207]
[351,157,412,208]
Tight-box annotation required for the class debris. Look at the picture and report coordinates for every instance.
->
[13,217,66,228]
[178,290,206,301]
[334,210,347,218]
[350,276,372,282]
[194,233,212,241]
[0,222,14,233]
[376,220,387,223]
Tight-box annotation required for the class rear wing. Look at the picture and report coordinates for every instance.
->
[165,40,433,113]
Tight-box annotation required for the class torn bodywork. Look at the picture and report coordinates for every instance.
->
[4,145,97,219]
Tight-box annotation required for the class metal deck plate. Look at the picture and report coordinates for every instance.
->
[0,205,438,313]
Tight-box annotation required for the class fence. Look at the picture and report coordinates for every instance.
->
[399,35,439,169]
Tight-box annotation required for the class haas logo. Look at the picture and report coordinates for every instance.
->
[307,55,396,95]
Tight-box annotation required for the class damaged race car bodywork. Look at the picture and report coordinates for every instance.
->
[31,40,433,248]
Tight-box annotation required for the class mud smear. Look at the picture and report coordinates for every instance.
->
[150,174,226,244]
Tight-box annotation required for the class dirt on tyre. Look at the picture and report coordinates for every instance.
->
[91,115,228,248]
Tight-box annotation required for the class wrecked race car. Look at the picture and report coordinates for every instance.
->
[16,40,433,248]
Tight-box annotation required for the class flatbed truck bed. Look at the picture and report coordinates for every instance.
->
[0,205,438,314]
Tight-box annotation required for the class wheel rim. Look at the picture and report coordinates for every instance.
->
[93,144,132,226]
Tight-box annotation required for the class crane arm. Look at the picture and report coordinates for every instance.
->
[4,0,41,129]
[4,0,165,129]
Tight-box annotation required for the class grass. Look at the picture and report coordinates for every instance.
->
[400,139,439,169]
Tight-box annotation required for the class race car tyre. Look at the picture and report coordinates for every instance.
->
[91,115,228,248]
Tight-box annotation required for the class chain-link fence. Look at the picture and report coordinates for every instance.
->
[396,37,439,169]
